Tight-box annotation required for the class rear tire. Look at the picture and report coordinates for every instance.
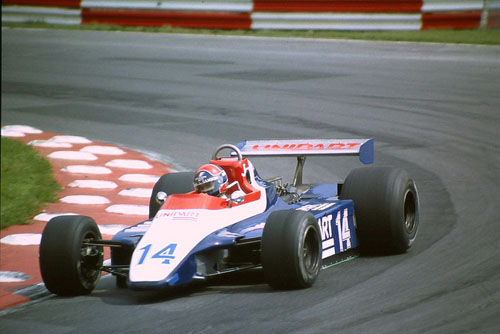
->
[340,167,419,254]
[39,215,103,296]
[148,171,195,218]
[261,210,322,289]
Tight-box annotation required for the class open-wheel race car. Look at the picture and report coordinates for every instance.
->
[39,139,419,295]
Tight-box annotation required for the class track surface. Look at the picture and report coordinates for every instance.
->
[2,28,500,333]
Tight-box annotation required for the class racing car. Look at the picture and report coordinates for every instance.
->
[39,139,419,295]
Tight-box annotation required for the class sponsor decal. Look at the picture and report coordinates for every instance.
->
[296,202,336,212]
[251,142,361,151]
[195,175,218,183]
[317,208,352,259]
[241,160,252,178]
[156,210,200,222]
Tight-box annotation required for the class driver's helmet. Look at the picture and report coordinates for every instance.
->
[193,164,228,196]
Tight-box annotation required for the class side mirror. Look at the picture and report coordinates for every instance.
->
[156,191,168,205]
[230,191,245,204]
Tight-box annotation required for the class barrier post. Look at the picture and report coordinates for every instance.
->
[481,0,489,27]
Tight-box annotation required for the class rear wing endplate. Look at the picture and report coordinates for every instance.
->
[236,139,374,164]
[235,139,374,186]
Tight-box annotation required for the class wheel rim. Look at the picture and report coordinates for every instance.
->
[78,231,103,289]
[302,225,320,274]
[403,189,417,234]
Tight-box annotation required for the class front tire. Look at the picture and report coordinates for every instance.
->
[340,167,419,254]
[261,210,322,289]
[39,215,103,296]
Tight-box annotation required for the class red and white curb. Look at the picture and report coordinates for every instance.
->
[0,125,177,310]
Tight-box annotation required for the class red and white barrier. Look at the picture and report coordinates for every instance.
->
[252,0,423,13]
[422,0,483,29]
[79,0,252,29]
[2,0,81,8]
[81,0,253,12]
[2,5,82,25]
[251,13,422,31]
[2,0,498,30]
[81,9,252,29]
[422,0,483,12]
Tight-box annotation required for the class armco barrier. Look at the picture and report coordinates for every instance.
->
[2,0,81,8]
[2,1,498,31]
[422,11,482,29]
[422,0,483,12]
[253,0,423,13]
[2,5,82,25]
[422,0,483,28]
[81,0,253,12]
[81,9,251,29]
[80,0,252,29]
[251,13,422,30]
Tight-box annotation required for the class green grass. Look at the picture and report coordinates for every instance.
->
[3,22,500,45]
[1,137,61,229]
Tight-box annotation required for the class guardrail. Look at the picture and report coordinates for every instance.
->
[2,0,499,30]
[252,1,423,13]
[81,1,253,12]
[81,9,251,29]
[2,0,81,8]
[2,5,81,25]
[251,13,422,30]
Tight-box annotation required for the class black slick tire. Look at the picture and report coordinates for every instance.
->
[340,167,419,254]
[39,215,103,296]
[261,210,322,289]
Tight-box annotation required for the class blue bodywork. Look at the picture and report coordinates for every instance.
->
[112,177,359,290]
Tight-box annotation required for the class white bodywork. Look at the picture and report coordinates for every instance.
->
[129,171,266,284]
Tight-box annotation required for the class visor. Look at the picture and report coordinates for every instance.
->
[194,181,216,194]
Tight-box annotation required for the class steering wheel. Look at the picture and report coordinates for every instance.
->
[212,144,243,161]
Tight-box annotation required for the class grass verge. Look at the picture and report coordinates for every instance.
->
[3,22,500,45]
[1,137,61,229]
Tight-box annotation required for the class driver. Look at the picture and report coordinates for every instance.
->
[193,164,228,197]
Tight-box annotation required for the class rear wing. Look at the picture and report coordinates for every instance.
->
[235,139,374,186]
[236,139,373,164]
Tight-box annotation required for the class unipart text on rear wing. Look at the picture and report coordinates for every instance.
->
[236,139,374,165]
[236,139,374,186]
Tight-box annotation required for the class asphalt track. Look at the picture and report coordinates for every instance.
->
[2,28,500,333]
